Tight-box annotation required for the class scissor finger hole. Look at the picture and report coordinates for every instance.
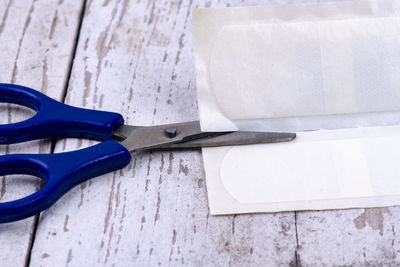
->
[0,174,43,203]
[0,103,36,124]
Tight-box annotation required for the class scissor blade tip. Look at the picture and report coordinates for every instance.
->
[256,132,296,143]
[286,132,297,140]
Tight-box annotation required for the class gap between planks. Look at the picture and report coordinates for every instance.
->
[23,1,88,266]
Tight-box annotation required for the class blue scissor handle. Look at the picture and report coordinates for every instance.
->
[0,140,131,223]
[0,83,124,144]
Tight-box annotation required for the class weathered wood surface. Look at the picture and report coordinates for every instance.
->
[29,0,297,266]
[0,0,84,266]
[2,0,400,266]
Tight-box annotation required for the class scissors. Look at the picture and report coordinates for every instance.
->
[0,83,296,223]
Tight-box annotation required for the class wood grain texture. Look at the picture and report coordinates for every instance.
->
[295,207,400,265]
[30,0,298,266]
[0,0,84,266]
[3,0,400,266]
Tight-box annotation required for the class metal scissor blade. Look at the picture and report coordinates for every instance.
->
[119,121,203,151]
[158,131,296,149]
[118,121,296,152]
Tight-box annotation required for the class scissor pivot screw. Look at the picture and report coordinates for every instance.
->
[164,127,178,138]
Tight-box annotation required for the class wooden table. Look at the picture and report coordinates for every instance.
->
[0,0,398,266]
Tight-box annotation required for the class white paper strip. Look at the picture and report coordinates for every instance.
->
[194,0,400,214]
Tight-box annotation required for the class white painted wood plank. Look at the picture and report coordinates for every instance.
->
[30,0,299,266]
[30,0,400,266]
[296,207,400,265]
[0,0,84,266]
